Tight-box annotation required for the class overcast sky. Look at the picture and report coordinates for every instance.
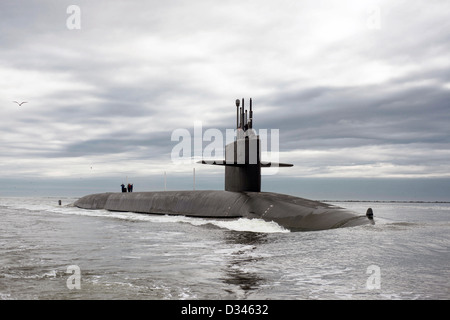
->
[1,0,449,199]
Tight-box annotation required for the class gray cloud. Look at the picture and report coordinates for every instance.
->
[1,0,450,199]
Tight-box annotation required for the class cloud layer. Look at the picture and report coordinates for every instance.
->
[1,0,449,193]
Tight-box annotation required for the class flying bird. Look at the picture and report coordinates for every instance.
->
[13,101,28,106]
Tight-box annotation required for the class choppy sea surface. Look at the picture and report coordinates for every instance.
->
[0,196,449,300]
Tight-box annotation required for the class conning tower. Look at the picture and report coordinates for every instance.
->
[201,98,292,192]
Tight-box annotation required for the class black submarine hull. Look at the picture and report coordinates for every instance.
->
[74,190,372,231]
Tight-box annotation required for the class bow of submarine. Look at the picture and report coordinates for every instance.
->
[241,192,373,231]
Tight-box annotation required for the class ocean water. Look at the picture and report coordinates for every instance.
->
[0,196,449,300]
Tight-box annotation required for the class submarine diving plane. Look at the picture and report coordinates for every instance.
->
[75,99,374,231]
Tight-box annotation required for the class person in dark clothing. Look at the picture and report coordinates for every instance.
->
[130,184,133,192]
[121,184,127,192]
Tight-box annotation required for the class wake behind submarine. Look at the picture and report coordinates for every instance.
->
[74,98,374,231]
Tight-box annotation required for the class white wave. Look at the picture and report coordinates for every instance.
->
[112,212,289,233]
[0,293,13,300]
[130,213,288,233]
[205,218,289,233]
[1,197,289,233]
[54,204,290,233]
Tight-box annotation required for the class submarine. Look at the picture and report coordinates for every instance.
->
[74,98,374,231]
